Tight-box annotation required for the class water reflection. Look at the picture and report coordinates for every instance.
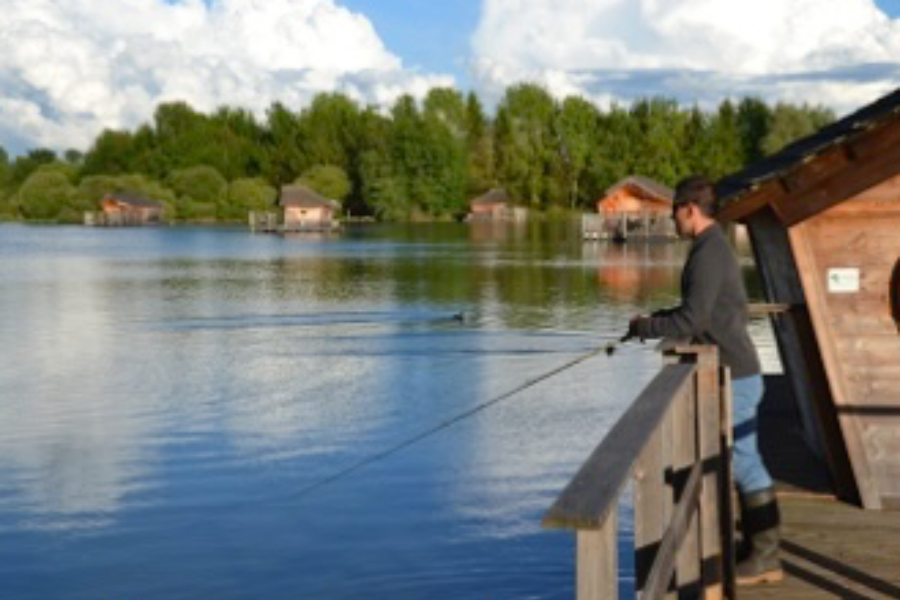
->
[0,254,159,530]
[0,223,781,599]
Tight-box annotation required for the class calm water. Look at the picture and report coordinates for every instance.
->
[0,222,775,599]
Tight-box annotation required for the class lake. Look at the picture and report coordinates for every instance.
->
[0,222,777,599]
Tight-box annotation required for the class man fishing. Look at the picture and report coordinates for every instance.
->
[626,175,783,586]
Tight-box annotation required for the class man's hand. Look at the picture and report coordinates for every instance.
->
[626,315,649,342]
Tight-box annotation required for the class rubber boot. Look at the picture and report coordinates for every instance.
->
[736,487,784,585]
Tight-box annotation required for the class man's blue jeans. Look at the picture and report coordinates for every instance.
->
[732,375,773,494]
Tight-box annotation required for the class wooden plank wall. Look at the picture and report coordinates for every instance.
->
[788,182,900,510]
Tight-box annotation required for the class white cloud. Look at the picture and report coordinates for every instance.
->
[0,0,453,154]
[471,0,900,114]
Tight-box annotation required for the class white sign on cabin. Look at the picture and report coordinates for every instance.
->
[827,268,861,293]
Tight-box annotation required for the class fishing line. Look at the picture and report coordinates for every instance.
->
[289,335,633,501]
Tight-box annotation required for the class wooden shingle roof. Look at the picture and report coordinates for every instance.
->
[278,185,340,210]
[717,87,900,219]
[605,176,673,203]
[470,188,512,206]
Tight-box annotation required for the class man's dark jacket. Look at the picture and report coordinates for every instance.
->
[633,224,761,379]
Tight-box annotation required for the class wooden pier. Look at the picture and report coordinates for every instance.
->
[741,375,900,600]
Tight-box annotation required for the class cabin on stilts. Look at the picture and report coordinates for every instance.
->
[277,185,341,233]
[717,87,900,510]
[583,175,676,241]
[467,188,527,222]
[85,192,165,226]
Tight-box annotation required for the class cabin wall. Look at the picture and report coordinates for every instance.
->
[789,180,900,509]
[285,206,331,226]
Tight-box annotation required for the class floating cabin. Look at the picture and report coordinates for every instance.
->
[717,87,900,510]
[85,192,164,226]
[583,175,676,241]
[467,188,527,222]
[278,185,340,233]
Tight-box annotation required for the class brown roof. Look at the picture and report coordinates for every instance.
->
[717,86,900,213]
[278,185,340,210]
[470,188,512,206]
[605,176,673,202]
[104,191,162,208]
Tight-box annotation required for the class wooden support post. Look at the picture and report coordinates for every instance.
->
[577,513,618,600]
[695,349,724,600]
[674,376,701,598]
[719,367,736,599]
[635,427,665,596]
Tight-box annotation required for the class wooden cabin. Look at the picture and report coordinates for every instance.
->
[583,175,675,240]
[279,185,340,232]
[89,192,164,226]
[716,87,900,510]
[468,188,527,222]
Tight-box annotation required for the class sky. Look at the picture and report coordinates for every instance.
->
[2,0,900,155]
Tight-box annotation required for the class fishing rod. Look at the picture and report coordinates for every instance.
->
[289,333,636,501]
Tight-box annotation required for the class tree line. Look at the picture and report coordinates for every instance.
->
[0,84,834,223]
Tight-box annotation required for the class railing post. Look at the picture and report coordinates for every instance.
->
[663,343,730,599]
[577,514,618,600]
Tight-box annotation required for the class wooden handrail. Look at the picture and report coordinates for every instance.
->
[542,364,695,530]
[543,344,734,600]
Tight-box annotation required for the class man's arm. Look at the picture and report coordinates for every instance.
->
[630,247,723,340]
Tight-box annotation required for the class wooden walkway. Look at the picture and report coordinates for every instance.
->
[741,376,900,600]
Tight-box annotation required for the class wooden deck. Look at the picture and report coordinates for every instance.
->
[741,376,900,600]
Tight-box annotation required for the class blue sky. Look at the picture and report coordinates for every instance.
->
[341,0,482,86]
[3,0,900,154]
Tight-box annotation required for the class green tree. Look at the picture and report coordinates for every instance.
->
[494,83,557,208]
[223,177,277,221]
[296,93,361,174]
[167,165,227,221]
[736,98,771,164]
[465,92,494,196]
[9,148,57,189]
[261,102,304,186]
[421,88,469,215]
[762,103,835,155]
[589,103,639,192]
[707,100,745,178]
[357,108,405,219]
[81,129,137,176]
[551,96,599,209]
[296,164,351,203]
[15,167,78,221]
[0,145,10,194]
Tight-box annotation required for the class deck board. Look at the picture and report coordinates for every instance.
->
[739,376,900,599]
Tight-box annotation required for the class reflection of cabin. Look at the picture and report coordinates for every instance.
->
[468,188,527,222]
[85,192,164,226]
[279,185,340,232]
[583,175,675,240]
[717,87,900,510]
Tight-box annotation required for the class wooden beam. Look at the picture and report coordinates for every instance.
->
[780,146,852,195]
[773,127,900,226]
[717,179,785,224]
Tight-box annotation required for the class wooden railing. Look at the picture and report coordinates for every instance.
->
[543,344,735,599]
